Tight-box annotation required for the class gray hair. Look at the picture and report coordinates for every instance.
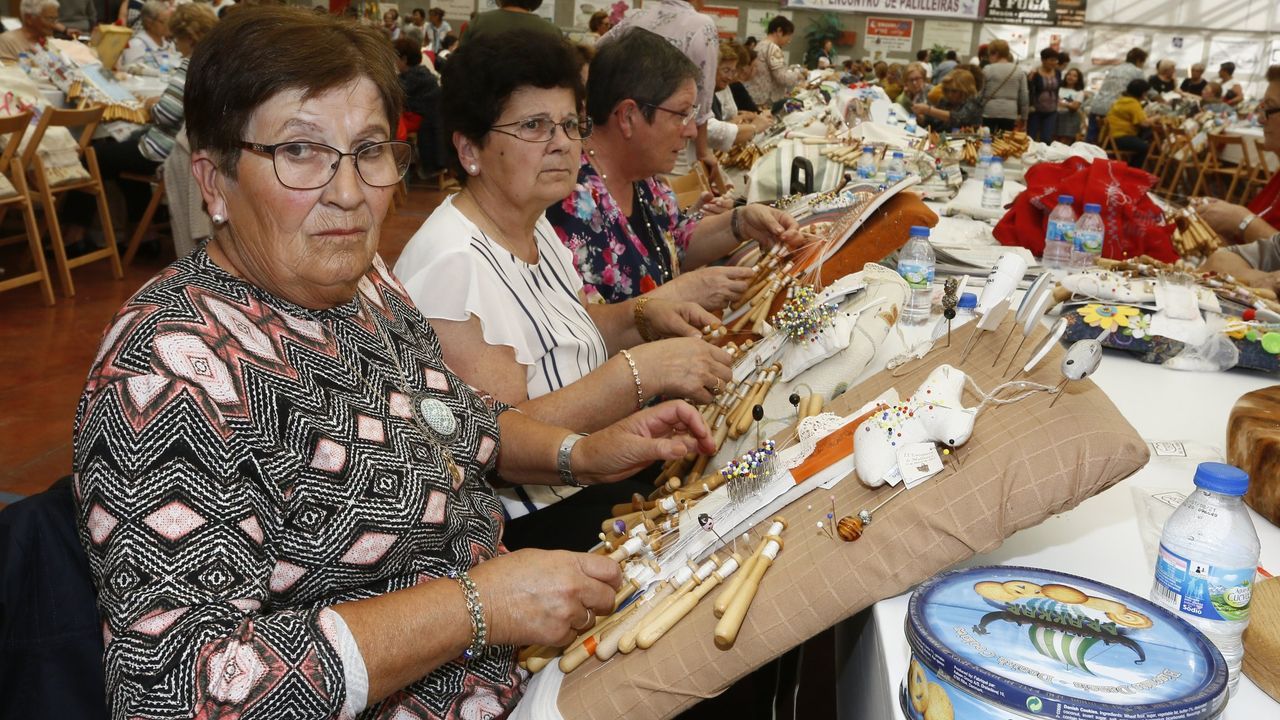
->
[20,0,58,16]
[1157,59,1175,73]
[140,0,170,23]
[1192,63,1205,72]
[589,27,699,125]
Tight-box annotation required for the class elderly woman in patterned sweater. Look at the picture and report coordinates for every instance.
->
[72,8,713,720]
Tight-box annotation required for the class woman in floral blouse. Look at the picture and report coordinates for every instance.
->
[545,28,803,309]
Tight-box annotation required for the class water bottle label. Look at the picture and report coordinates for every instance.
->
[1075,230,1102,254]
[887,171,905,182]
[1046,220,1074,245]
[1153,543,1254,622]
[898,261,933,289]
[857,164,874,179]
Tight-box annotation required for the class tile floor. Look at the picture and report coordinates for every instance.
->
[0,185,448,506]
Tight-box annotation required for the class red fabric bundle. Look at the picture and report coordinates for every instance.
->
[992,157,1178,262]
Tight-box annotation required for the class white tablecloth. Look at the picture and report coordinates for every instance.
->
[1222,125,1278,174]
[840,337,1280,718]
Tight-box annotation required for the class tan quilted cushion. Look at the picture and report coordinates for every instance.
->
[555,315,1149,719]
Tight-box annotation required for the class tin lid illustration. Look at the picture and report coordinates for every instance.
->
[906,566,1228,720]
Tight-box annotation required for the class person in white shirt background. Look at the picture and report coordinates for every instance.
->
[426,6,451,53]
[120,0,176,71]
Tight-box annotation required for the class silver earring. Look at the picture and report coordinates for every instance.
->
[468,164,478,175]
[211,213,226,225]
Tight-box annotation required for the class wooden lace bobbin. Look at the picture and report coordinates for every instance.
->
[685,416,732,485]
[594,591,659,661]
[604,495,678,535]
[558,598,641,673]
[606,531,661,563]
[713,532,785,651]
[520,643,562,673]
[731,365,781,439]
[617,575,685,655]
[626,557,720,652]
[636,555,742,650]
[804,393,824,419]
[726,368,766,430]
[714,519,786,618]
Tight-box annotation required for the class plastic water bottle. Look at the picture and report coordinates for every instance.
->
[982,157,1004,209]
[956,292,977,320]
[1150,463,1260,695]
[886,151,906,183]
[1073,202,1104,267]
[897,226,935,325]
[977,136,993,179]
[1042,195,1076,271]
[857,146,876,179]
[906,116,918,135]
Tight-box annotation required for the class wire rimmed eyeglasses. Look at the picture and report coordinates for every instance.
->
[238,140,413,191]
[639,101,697,127]
[488,115,593,142]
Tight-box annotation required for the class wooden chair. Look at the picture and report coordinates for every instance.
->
[1096,117,1135,164]
[22,105,122,297]
[667,162,712,212]
[0,113,55,305]
[1240,135,1276,204]
[1142,123,1168,175]
[1160,129,1206,200]
[1191,134,1253,202]
[120,170,168,266]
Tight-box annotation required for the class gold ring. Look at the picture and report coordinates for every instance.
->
[572,608,595,632]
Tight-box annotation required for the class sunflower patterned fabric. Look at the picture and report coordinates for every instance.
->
[72,247,523,719]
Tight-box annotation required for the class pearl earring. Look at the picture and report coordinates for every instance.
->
[211,213,226,225]
[469,164,478,175]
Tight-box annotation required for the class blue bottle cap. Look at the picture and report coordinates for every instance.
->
[982,136,991,143]
[909,225,930,237]
[893,151,904,158]
[864,146,874,152]
[1084,202,1102,213]
[989,156,1002,165]
[1058,194,1074,204]
[1192,462,1249,496]
[958,292,977,309]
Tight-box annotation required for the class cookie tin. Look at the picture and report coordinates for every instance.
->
[900,566,1227,720]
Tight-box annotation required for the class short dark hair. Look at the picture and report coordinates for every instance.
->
[186,6,402,176]
[411,7,425,18]
[588,28,697,126]
[588,10,608,32]
[441,30,583,182]
[1125,78,1150,98]
[440,34,457,50]
[945,50,957,60]
[394,37,422,67]
[1268,64,1280,83]
[498,0,543,9]
[428,7,443,18]
[1058,51,1071,65]
[766,16,793,35]
[916,49,928,61]
[1040,47,1058,62]
[1125,47,1148,65]
[1220,62,1236,76]
[745,36,756,46]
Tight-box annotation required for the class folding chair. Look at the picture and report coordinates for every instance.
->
[1097,117,1135,165]
[1161,130,1206,200]
[667,162,713,212]
[23,105,122,298]
[1191,134,1252,202]
[119,170,168,266]
[0,112,55,305]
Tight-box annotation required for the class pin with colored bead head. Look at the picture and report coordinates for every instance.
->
[942,278,959,347]
[837,485,907,542]
[789,391,802,424]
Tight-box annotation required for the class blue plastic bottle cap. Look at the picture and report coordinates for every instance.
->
[989,157,1002,165]
[909,225,930,237]
[1084,203,1102,213]
[1059,194,1074,204]
[893,151,904,158]
[958,292,978,309]
[864,146,874,152]
[1193,462,1249,496]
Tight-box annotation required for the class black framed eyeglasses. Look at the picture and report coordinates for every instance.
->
[238,140,413,191]
[489,115,593,142]
[639,101,698,127]
[1264,105,1280,118]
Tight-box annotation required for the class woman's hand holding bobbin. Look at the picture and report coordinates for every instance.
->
[573,400,716,485]
[650,265,755,311]
[642,298,721,338]
[470,550,622,648]
[736,204,803,251]
[629,337,732,405]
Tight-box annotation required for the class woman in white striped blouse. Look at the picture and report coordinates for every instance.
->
[395,32,733,546]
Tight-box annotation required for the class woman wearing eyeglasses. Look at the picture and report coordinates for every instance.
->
[544,28,802,311]
[73,10,714,718]
[394,30,732,550]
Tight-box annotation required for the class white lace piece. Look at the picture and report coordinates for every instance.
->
[777,411,855,471]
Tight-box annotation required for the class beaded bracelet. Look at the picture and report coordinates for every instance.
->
[633,296,657,342]
[619,349,645,409]
[452,571,487,661]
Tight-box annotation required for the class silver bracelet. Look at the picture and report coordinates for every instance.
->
[619,349,644,409]
[730,206,745,242]
[557,432,586,487]
[452,571,486,661]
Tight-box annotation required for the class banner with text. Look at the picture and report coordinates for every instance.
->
[984,0,1085,28]
[866,16,915,54]
[783,0,981,21]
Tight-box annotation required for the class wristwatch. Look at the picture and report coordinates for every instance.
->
[1239,213,1257,236]
[557,433,587,488]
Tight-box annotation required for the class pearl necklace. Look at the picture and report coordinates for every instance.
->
[586,147,608,181]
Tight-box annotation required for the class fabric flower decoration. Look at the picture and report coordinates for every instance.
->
[1123,313,1152,339]
[1077,303,1140,332]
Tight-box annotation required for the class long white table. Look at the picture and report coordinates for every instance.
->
[839,345,1280,718]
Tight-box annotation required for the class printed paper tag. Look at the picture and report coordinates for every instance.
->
[896,443,943,488]
[1150,441,1187,457]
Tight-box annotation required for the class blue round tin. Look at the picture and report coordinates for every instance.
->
[900,565,1228,720]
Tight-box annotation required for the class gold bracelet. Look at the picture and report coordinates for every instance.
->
[619,349,645,409]
[633,296,657,342]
